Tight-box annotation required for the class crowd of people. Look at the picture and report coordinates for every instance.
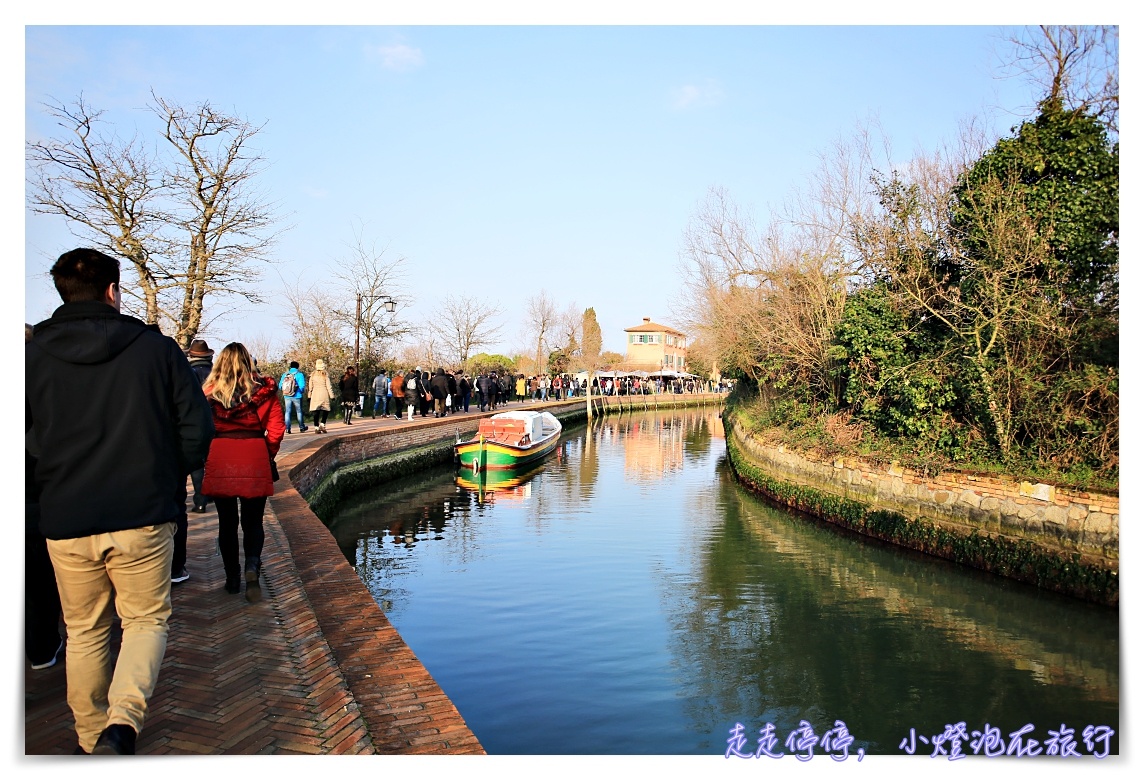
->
[276,367,592,427]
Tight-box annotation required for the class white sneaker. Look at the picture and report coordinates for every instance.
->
[30,640,64,670]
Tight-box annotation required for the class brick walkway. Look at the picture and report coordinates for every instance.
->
[23,403,503,755]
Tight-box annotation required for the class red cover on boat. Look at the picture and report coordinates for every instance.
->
[479,418,527,444]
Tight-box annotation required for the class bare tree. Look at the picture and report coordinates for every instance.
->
[397,337,443,372]
[281,280,352,371]
[679,185,850,402]
[524,290,558,374]
[27,94,283,348]
[329,223,410,367]
[1002,25,1118,133]
[439,294,503,366]
[155,95,282,347]
[243,332,284,370]
[27,97,168,323]
[554,301,582,358]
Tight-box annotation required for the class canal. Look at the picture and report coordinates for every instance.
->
[325,409,1119,756]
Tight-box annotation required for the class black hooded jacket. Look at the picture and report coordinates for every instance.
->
[429,369,449,400]
[26,301,215,540]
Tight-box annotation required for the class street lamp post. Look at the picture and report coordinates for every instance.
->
[354,293,397,366]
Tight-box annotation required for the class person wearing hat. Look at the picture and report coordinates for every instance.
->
[186,339,214,381]
[306,359,335,433]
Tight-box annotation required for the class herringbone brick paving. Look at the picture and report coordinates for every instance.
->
[24,492,373,755]
[23,408,498,756]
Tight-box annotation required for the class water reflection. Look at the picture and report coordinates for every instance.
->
[455,460,551,505]
[664,463,1118,753]
[325,410,1118,754]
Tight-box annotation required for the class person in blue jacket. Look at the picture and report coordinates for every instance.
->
[279,361,307,433]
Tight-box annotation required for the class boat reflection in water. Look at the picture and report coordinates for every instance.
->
[454,461,549,505]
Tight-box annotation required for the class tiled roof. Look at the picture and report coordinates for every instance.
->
[624,321,685,336]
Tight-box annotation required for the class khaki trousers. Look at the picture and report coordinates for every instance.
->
[47,523,175,752]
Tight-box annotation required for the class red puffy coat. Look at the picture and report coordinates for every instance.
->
[201,378,286,498]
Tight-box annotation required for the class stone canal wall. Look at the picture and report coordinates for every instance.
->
[724,414,1118,606]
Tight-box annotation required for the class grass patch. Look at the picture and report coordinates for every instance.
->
[728,391,1117,493]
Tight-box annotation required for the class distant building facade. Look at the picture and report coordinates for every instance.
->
[624,317,688,371]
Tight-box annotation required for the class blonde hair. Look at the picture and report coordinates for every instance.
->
[204,342,260,408]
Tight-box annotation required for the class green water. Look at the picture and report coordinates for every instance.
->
[325,409,1119,756]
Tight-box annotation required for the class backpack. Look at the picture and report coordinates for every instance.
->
[281,370,297,396]
[406,375,417,391]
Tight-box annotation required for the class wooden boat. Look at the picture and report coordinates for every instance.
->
[454,410,562,471]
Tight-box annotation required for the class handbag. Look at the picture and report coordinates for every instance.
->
[270,458,280,481]
[446,394,452,407]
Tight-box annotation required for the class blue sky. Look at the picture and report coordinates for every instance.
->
[24,14,1118,366]
[23,22,1052,357]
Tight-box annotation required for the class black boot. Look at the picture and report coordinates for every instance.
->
[222,549,241,594]
[244,557,262,603]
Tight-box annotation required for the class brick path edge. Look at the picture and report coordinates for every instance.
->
[267,483,485,754]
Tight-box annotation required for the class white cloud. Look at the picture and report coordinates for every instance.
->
[670,79,724,110]
[366,43,425,72]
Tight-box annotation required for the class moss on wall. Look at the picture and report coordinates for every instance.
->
[724,422,1117,607]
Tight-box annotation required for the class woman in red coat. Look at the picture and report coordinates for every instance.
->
[201,343,286,601]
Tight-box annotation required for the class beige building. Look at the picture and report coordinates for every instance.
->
[624,317,688,371]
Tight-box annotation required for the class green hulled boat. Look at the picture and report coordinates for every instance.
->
[454,410,562,471]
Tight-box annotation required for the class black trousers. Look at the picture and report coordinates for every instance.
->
[190,467,207,509]
[25,504,62,663]
[215,496,267,576]
[173,478,189,574]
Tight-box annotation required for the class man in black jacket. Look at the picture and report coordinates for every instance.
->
[475,371,491,412]
[26,249,214,755]
[429,368,449,417]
